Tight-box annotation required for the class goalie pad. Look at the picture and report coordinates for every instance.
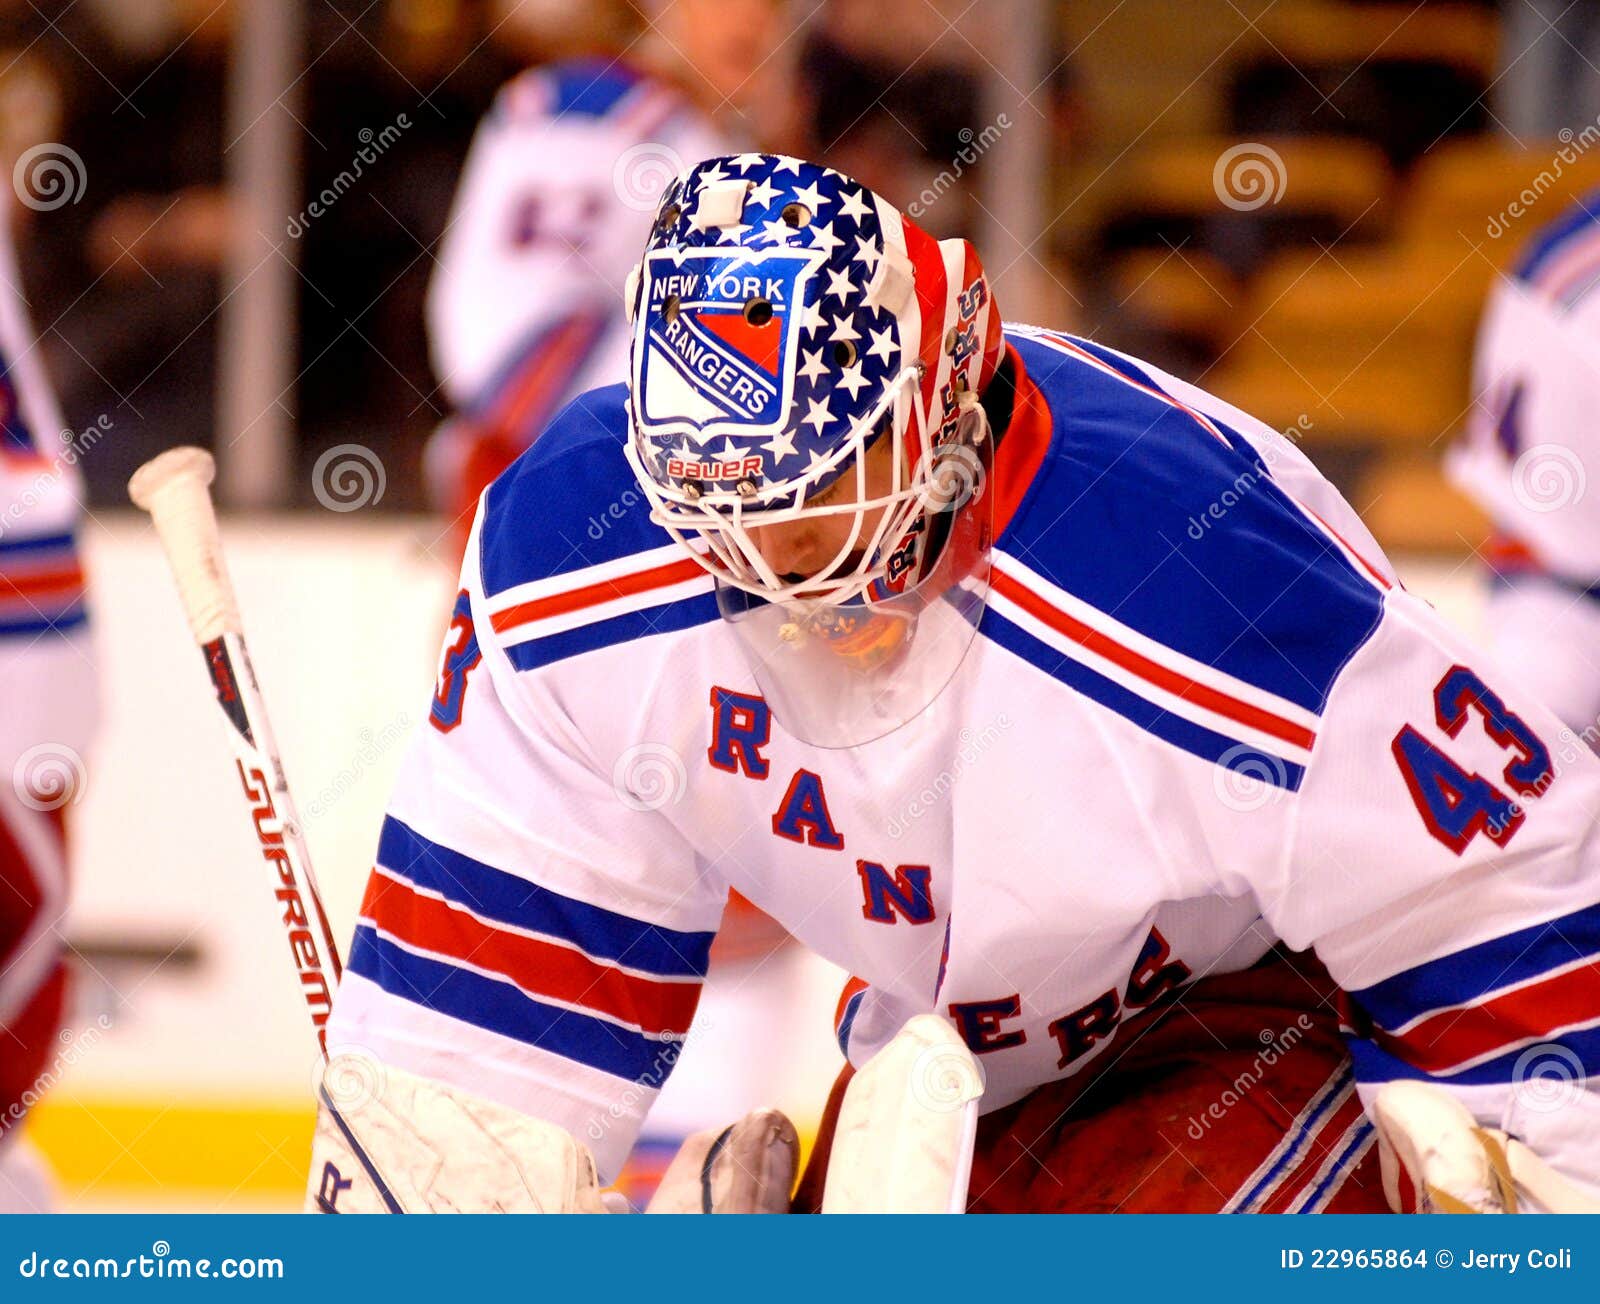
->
[306,1054,607,1214]
[644,1108,799,1213]
[1372,1080,1600,1214]
[822,1013,984,1213]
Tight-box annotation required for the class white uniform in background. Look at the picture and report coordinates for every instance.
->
[425,57,727,519]
[0,205,94,1213]
[1449,191,1600,735]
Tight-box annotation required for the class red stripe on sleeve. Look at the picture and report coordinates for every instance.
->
[1370,959,1600,1075]
[360,870,701,1037]
[490,555,705,632]
[991,567,1317,751]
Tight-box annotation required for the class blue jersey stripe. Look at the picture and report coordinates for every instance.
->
[980,604,1305,790]
[1299,1122,1373,1214]
[1001,334,1386,716]
[1513,188,1600,284]
[0,531,75,557]
[836,987,867,1059]
[0,604,86,637]
[1231,1069,1349,1212]
[1346,1023,1600,1087]
[503,589,719,672]
[348,925,681,1082]
[376,816,714,978]
[1349,899,1600,1031]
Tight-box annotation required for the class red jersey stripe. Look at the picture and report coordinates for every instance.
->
[990,566,1317,751]
[360,870,701,1037]
[490,555,706,633]
[1371,958,1600,1075]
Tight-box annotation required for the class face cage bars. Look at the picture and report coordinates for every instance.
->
[626,365,945,607]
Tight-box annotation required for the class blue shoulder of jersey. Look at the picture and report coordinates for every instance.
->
[477,383,718,672]
[990,332,1385,732]
[1510,187,1600,296]
[493,57,646,126]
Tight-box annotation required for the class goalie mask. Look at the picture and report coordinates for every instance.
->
[623,154,1004,747]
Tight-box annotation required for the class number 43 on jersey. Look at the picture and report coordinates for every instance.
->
[1391,664,1554,854]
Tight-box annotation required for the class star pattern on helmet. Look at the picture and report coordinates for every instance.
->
[637,155,908,503]
[758,216,796,245]
[747,175,781,209]
[867,323,898,363]
[808,220,844,255]
[790,180,829,213]
[838,187,873,224]
[764,426,799,462]
[802,396,834,434]
[837,360,869,399]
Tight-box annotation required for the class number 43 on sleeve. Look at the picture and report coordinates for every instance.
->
[1391,665,1554,855]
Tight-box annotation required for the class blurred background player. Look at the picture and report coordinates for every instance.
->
[1447,188,1600,740]
[424,0,787,548]
[0,195,94,1213]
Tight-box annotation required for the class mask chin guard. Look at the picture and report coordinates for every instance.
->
[715,405,994,748]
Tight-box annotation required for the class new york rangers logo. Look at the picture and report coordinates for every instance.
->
[634,247,823,447]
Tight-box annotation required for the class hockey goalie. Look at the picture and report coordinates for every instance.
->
[308,154,1600,1214]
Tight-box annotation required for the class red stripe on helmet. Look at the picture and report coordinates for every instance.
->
[900,214,949,433]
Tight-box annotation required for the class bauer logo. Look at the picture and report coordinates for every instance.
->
[633,247,823,444]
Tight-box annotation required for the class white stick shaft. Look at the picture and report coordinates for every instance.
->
[130,447,342,1056]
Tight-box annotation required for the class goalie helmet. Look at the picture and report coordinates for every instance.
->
[622,154,1005,745]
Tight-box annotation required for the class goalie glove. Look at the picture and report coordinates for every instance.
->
[643,1108,800,1213]
[1372,1080,1600,1214]
[306,1053,607,1214]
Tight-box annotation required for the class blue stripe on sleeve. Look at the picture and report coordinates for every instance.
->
[376,816,714,979]
[503,589,719,672]
[1349,900,1600,1031]
[0,604,86,637]
[348,925,681,1083]
[836,988,866,1059]
[0,531,75,557]
[1513,188,1600,283]
[1346,1024,1600,1086]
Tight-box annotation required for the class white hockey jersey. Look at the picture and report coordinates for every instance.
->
[1450,190,1600,583]
[427,58,727,424]
[331,327,1600,1196]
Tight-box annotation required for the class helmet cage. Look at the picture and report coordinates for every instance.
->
[625,363,935,605]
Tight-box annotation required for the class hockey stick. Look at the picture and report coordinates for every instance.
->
[129,447,343,1057]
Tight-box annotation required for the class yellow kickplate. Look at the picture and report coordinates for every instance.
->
[24,1098,314,1194]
